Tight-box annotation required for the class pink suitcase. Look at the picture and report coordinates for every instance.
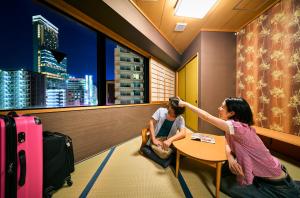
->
[0,113,43,198]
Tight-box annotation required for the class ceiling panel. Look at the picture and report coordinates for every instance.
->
[201,1,240,30]
[234,0,269,10]
[130,0,279,54]
[132,0,165,27]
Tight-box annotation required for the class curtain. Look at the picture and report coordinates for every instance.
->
[237,0,300,136]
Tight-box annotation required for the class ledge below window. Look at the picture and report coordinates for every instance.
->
[0,102,166,115]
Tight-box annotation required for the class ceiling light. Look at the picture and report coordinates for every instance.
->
[174,0,218,19]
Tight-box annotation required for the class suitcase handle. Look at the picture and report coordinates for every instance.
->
[18,150,26,186]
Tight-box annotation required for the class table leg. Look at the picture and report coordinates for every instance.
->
[215,162,222,198]
[175,150,180,177]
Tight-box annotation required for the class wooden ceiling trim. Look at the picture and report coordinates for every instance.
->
[234,0,268,11]
[225,12,258,30]
[160,0,186,52]
[161,2,207,53]
[158,0,167,28]
[224,1,264,29]
[200,28,236,32]
[135,0,164,27]
[220,0,274,31]
[129,0,181,53]
[238,0,281,31]
[219,8,244,31]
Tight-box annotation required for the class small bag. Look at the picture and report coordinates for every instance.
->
[150,137,173,159]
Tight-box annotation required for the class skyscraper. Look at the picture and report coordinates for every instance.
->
[66,77,86,106]
[114,46,144,104]
[85,75,95,105]
[66,75,96,106]
[46,89,66,107]
[32,15,67,90]
[0,69,45,109]
[32,15,68,107]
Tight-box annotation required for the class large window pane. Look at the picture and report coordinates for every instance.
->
[105,38,147,105]
[0,0,97,110]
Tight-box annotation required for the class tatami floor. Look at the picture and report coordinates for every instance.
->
[53,136,300,198]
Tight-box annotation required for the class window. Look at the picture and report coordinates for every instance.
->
[105,38,148,105]
[134,58,141,63]
[150,59,175,102]
[0,0,97,110]
[0,0,149,110]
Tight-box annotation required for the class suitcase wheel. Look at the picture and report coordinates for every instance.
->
[45,193,52,198]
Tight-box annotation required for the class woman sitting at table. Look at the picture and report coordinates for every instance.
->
[140,97,186,168]
[178,97,300,198]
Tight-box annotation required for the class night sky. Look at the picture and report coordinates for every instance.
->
[0,0,116,82]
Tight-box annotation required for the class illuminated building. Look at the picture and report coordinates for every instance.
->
[114,46,144,104]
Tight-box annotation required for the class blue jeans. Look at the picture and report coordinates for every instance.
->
[220,163,300,198]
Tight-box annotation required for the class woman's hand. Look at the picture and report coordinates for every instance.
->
[228,157,244,176]
[162,139,172,150]
[152,138,163,147]
[178,98,186,107]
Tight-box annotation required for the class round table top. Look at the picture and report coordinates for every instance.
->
[173,132,227,162]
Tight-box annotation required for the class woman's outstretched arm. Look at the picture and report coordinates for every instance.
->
[179,100,230,133]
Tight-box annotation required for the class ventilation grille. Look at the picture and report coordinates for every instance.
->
[174,22,187,32]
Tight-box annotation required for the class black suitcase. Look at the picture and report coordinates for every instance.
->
[43,131,74,197]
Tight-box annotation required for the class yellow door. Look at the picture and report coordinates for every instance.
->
[178,68,186,119]
[185,56,198,131]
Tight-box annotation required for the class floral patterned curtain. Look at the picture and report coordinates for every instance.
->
[237,0,300,136]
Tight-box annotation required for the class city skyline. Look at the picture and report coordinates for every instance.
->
[0,0,99,82]
[0,0,146,109]
[0,0,99,109]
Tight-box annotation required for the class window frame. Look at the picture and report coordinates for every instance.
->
[0,0,153,113]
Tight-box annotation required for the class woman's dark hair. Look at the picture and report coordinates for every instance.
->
[169,97,185,117]
[224,97,254,125]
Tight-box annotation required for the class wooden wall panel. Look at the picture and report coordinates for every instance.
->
[33,104,161,162]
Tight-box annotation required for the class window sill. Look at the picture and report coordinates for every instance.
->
[0,102,165,115]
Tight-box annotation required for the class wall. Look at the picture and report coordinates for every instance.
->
[182,32,237,135]
[34,104,161,162]
[237,0,300,136]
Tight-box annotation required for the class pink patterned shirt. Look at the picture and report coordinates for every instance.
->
[225,120,282,185]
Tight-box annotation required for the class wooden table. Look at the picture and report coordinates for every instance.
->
[173,132,227,198]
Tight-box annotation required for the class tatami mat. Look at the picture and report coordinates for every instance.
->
[53,150,109,198]
[88,137,184,198]
[53,136,300,198]
[180,158,230,198]
[179,152,300,198]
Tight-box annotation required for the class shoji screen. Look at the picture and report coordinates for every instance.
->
[150,59,175,102]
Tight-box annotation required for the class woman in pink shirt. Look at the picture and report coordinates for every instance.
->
[179,97,300,198]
